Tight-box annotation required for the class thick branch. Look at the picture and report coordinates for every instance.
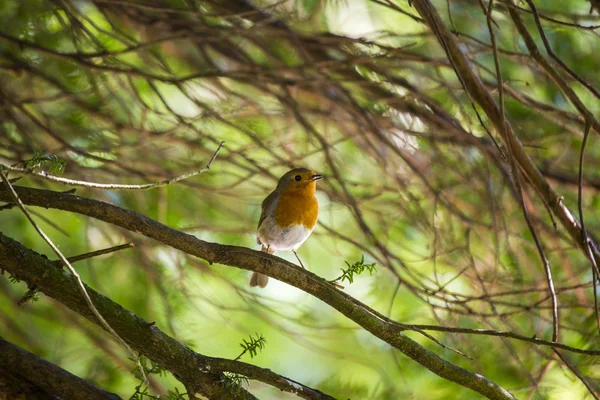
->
[0,185,515,400]
[0,335,120,400]
[0,232,333,400]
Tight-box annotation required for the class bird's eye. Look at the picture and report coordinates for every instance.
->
[294,175,301,181]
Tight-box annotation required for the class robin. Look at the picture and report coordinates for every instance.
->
[249,168,323,288]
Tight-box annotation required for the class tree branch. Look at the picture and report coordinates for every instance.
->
[0,184,515,400]
[0,232,334,400]
[0,335,121,400]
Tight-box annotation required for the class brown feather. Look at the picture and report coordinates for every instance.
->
[249,272,268,288]
[256,190,278,244]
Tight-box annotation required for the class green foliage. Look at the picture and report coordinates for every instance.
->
[236,333,267,360]
[164,388,187,400]
[22,151,67,175]
[130,386,187,400]
[129,357,186,400]
[17,286,39,305]
[220,372,250,397]
[332,255,377,284]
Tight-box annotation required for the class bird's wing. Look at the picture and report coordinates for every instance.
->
[256,190,278,244]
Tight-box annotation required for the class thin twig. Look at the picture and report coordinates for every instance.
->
[407,324,600,356]
[577,119,600,335]
[410,327,474,361]
[524,0,600,100]
[508,178,559,343]
[2,141,224,191]
[480,0,559,341]
[56,243,135,266]
[28,209,71,237]
[553,349,600,399]
[419,0,561,342]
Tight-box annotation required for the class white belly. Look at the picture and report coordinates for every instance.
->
[258,222,313,252]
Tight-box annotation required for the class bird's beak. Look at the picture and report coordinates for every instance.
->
[310,174,323,182]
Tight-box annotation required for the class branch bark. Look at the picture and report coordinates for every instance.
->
[0,231,335,400]
[0,335,121,400]
[0,184,515,400]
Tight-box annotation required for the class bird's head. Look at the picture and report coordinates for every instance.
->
[276,168,323,195]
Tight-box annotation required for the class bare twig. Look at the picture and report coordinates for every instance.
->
[577,119,600,334]
[56,243,135,266]
[1,141,224,191]
[407,324,600,356]
[414,0,560,342]
[524,0,600,100]
[553,349,600,399]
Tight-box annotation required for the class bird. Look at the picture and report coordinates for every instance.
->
[249,168,323,288]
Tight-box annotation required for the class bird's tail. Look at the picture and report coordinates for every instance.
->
[249,244,274,288]
[249,272,268,288]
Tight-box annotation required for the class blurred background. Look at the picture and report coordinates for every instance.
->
[1,0,600,398]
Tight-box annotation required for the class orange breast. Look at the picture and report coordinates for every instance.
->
[275,192,319,229]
